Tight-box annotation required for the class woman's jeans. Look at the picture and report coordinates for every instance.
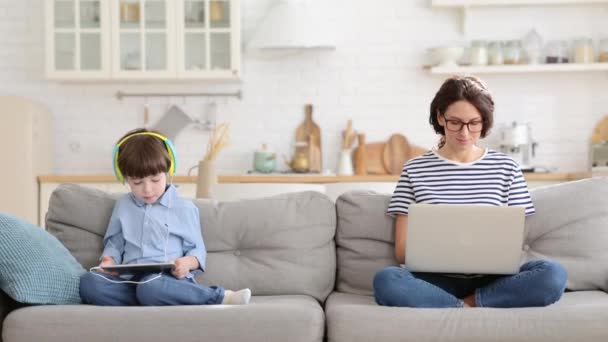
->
[79,271,225,306]
[373,260,567,308]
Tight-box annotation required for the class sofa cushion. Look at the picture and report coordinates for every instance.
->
[0,212,85,304]
[335,178,608,295]
[46,184,336,302]
[522,178,608,291]
[3,295,324,342]
[325,291,608,342]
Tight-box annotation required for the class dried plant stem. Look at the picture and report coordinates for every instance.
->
[203,122,230,161]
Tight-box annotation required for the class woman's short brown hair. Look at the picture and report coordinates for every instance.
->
[429,76,495,139]
[116,128,171,179]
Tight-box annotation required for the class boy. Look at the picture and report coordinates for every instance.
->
[79,128,251,306]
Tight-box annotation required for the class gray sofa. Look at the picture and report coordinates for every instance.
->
[2,178,608,342]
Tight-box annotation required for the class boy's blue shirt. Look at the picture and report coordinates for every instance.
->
[101,184,206,276]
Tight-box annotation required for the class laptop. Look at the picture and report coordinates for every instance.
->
[92,262,176,274]
[405,204,525,275]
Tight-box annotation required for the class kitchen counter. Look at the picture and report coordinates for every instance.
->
[38,172,592,184]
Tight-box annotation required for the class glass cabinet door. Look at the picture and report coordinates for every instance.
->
[112,0,175,77]
[177,0,240,79]
[46,0,109,78]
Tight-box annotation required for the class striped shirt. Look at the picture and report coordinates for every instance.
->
[387,148,535,217]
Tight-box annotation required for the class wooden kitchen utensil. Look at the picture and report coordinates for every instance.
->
[353,140,387,175]
[308,134,322,173]
[408,144,428,160]
[295,104,322,172]
[353,133,367,175]
[382,134,411,175]
[591,116,608,144]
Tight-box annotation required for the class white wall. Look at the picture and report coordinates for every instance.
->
[0,0,607,174]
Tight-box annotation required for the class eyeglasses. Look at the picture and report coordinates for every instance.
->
[444,118,483,133]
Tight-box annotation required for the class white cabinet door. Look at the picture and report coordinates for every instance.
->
[46,0,111,79]
[175,0,241,80]
[110,0,177,79]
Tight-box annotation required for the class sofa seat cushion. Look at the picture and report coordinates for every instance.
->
[3,295,324,342]
[325,291,608,342]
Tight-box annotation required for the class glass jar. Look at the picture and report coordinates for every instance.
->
[599,38,608,63]
[573,38,595,64]
[504,40,522,65]
[470,40,488,66]
[488,41,504,65]
[522,28,543,64]
[545,40,569,63]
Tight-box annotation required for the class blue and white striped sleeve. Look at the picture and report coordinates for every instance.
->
[387,167,416,217]
[507,166,536,216]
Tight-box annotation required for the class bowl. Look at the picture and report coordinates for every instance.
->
[432,47,464,67]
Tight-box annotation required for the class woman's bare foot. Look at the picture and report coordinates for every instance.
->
[463,294,476,308]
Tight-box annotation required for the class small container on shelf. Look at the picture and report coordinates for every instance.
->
[522,28,543,64]
[488,41,504,65]
[504,40,522,65]
[599,38,608,63]
[573,38,595,64]
[470,40,489,66]
[545,40,569,63]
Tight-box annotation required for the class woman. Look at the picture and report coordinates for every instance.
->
[373,76,566,308]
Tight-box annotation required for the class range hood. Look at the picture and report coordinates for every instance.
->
[247,0,336,50]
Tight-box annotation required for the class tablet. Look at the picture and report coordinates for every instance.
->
[98,263,176,274]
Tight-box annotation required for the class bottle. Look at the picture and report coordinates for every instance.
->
[522,29,543,64]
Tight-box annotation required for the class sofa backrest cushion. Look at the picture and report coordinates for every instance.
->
[46,184,336,301]
[335,178,608,296]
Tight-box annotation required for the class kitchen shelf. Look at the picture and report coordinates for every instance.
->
[431,0,608,7]
[431,0,608,34]
[427,63,608,74]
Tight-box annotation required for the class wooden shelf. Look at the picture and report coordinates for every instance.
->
[38,172,591,184]
[427,63,608,74]
[432,0,608,7]
[431,0,608,34]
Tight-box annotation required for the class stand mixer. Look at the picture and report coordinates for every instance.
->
[498,122,538,172]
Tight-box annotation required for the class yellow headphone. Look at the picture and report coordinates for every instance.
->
[113,132,177,184]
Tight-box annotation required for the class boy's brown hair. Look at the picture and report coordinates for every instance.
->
[116,128,171,179]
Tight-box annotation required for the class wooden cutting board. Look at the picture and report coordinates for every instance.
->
[295,104,322,172]
[591,115,608,144]
[382,134,410,175]
[353,141,387,175]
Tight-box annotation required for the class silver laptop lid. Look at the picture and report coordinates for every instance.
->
[405,204,525,275]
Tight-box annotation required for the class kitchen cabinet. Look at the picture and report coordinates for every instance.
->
[45,0,111,79]
[46,0,241,81]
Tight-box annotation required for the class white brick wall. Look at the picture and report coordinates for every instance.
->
[1,0,607,174]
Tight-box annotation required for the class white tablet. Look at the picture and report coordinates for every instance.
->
[96,263,176,274]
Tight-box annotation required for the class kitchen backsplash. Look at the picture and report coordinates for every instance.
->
[0,0,607,174]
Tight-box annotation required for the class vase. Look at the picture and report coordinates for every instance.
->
[196,160,217,199]
[337,150,354,176]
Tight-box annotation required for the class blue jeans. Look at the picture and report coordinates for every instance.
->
[79,271,225,306]
[373,260,567,308]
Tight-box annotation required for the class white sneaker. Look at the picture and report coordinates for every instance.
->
[222,288,252,305]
